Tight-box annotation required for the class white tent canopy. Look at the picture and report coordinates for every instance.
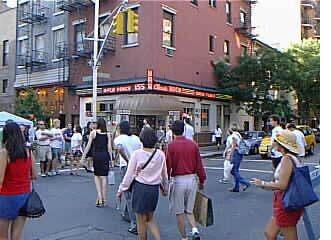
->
[0,112,33,127]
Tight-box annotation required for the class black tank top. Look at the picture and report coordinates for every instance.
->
[93,132,108,152]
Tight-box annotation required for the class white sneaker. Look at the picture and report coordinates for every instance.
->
[52,171,57,176]
[41,173,46,177]
[47,172,52,177]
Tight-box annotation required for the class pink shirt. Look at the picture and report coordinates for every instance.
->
[118,149,168,193]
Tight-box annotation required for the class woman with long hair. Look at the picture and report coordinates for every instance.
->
[251,130,304,240]
[81,119,112,207]
[0,122,38,240]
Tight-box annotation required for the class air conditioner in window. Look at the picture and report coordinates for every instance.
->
[165,47,174,57]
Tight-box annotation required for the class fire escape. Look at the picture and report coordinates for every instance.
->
[56,0,116,61]
[235,0,258,55]
[17,1,49,78]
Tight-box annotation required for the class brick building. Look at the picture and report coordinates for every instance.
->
[58,0,258,143]
[301,0,320,39]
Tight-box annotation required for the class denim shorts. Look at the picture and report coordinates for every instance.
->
[51,148,62,160]
[0,193,30,220]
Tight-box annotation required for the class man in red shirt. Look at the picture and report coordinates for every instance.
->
[166,120,206,240]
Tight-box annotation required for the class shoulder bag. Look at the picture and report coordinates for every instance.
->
[282,155,319,210]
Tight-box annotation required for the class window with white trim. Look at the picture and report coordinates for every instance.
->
[224,40,230,61]
[162,10,175,47]
[209,35,216,52]
[74,23,86,52]
[53,28,64,58]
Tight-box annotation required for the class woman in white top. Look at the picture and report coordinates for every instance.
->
[214,125,223,150]
[70,126,83,176]
[251,130,304,240]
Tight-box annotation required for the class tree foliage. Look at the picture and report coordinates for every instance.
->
[214,39,320,124]
[214,48,294,120]
[15,88,46,121]
[286,39,320,123]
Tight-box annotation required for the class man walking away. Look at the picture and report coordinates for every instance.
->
[50,119,64,176]
[114,121,142,235]
[166,120,206,240]
[36,120,53,177]
[269,115,283,169]
[287,123,307,158]
[183,118,194,141]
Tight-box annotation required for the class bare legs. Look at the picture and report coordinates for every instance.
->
[176,213,198,240]
[0,217,27,240]
[136,212,160,240]
[264,217,298,240]
[94,176,108,206]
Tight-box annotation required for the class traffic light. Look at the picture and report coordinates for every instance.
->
[127,9,139,33]
[113,12,124,35]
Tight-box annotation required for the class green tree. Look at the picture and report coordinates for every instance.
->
[286,39,320,124]
[214,48,294,126]
[15,88,46,120]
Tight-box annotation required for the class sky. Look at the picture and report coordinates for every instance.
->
[6,0,16,8]
[250,0,301,50]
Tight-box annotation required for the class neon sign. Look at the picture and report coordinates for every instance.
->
[101,83,229,100]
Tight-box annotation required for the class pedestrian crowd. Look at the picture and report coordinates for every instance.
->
[0,114,318,240]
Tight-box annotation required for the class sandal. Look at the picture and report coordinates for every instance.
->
[96,199,102,208]
[102,199,107,207]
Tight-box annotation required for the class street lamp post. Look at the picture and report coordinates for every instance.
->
[92,0,99,122]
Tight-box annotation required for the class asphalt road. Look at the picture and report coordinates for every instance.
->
[24,145,320,240]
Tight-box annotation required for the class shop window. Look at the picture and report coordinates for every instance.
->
[201,104,210,128]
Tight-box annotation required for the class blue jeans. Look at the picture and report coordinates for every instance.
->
[231,164,250,191]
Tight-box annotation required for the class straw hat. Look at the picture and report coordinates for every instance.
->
[274,130,300,155]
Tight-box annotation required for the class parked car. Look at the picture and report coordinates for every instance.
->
[259,134,272,159]
[259,125,316,158]
[297,125,316,154]
[312,128,320,143]
[241,131,265,155]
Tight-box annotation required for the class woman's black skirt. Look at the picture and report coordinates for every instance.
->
[132,180,159,214]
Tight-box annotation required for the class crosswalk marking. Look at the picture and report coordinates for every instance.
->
[205,166,273,174]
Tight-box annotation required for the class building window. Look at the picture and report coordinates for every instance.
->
[209,35,215,52]
[54,0,63,13]
[191,0,198,6]
[224,40,230,61]
[209,0,216,8]
[240,10,247,27]
[124,8,139,45]
[18,39,28,56]
[225,1,232,24]
[2,40,9,66]
[162,10,175,47]
[2,79,8,94]
[19,2,30,19]
[74,23,86,52]
[35,34,45,52]
[53,28,64,58]
[201,104,210,128]
[241,45,248,56]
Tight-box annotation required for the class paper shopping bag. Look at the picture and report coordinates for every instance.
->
[193,191,214,227]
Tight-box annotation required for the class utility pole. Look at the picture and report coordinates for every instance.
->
[92,0,99,122]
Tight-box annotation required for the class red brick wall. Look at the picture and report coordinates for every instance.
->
[68,0,250,87]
